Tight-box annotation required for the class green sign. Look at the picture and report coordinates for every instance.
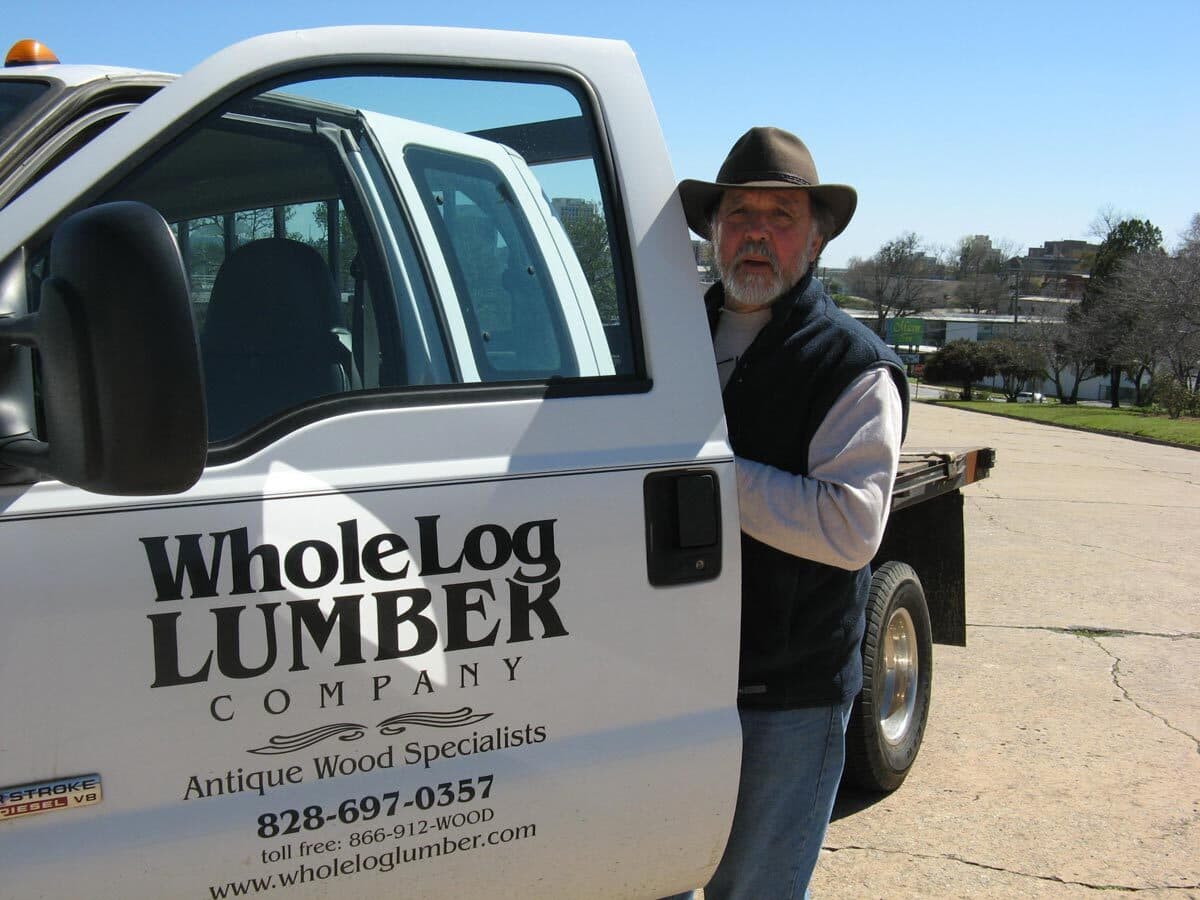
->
[891,317,925,345]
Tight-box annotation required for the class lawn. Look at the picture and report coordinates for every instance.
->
[926,398,1200,449]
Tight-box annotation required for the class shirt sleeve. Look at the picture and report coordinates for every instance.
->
[734,366,904,570]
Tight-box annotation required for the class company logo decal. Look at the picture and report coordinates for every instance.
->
[137,515,562,809]
[138,515,566,724]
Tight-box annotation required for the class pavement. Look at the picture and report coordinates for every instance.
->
[811,401,1200,899]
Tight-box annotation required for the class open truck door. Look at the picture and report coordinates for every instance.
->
[0,28,739,898]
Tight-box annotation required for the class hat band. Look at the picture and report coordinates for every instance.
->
[732,170,814,187]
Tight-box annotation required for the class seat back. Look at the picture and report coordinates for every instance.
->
[201,238,348,440]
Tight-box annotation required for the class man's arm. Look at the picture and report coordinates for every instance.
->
[734,367,903,570]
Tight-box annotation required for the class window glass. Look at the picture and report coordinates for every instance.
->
[59,68,636,445]
[1,107,132,208]
[405,145,573,379]
[0,81,48,132]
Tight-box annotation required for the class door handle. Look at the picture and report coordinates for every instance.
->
[643,469,722,586]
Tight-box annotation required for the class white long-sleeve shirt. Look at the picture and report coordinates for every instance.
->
[713,306,904,572]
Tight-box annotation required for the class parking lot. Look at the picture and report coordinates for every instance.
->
[813,402,1200,898]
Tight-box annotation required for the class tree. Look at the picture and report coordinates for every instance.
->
[235,207,286,244]
[1151,375,1198,419]
[1101,229,1200,398]
[951,235,1013,314]
[692,238,718,284]
[988,336,1047,401]
[1025,316,1096,403]
[845,232,937,337]
[560,204,618,324]
[301,201,359,289]
[922,339,995,400]
[1080,217,1163,407]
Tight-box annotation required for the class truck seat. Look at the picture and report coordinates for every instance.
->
[201,238,349,441]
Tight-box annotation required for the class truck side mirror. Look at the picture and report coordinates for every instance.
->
[0,201,207,494]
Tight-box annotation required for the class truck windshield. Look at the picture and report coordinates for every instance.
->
[0,81,49,132]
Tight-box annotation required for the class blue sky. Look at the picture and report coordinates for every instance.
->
[11,0,1198,267]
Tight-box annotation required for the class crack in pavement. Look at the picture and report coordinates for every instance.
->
[1088,635,1200,757]
[965,623,1200,755]
[963,496,1189,568]
[1071,541,1191,567]
[822,844,1200,892]
[969,623,1200,641]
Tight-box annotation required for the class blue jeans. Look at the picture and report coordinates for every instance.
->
[668,700,853,900]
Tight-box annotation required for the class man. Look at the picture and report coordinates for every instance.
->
[675,127,909,898]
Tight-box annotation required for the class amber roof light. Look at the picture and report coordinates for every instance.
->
[6,40,60,67]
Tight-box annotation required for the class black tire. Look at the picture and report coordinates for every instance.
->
[843,561,933,793]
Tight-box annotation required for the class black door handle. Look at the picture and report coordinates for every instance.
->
[643,469,722,586]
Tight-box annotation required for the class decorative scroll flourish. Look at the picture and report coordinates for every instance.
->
[247,708,494,754]
[377,707,493,736]
[248,723,367,755]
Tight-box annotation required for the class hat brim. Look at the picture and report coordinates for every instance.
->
[677,178,857,241]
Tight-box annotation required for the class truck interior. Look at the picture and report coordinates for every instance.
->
[19,73,639,446]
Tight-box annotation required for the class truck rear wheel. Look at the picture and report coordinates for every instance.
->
[844,561,932,793]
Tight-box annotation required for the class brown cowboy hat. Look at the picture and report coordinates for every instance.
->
[677,126,857,240]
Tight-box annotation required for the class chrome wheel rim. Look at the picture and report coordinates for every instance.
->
[879,606,919,746]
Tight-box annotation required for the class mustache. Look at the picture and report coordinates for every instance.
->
[730,239,781,274]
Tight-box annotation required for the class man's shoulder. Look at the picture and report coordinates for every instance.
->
[800,280,897,362]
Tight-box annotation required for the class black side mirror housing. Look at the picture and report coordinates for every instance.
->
[0,201,206,494]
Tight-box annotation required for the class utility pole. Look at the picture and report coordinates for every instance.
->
[1008,258,1022,323]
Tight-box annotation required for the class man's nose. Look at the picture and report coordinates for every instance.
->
[741,211,773,238]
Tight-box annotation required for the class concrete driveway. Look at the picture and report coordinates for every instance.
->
[813,402,1200,898]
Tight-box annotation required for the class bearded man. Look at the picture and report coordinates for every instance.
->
[675,127,909,899]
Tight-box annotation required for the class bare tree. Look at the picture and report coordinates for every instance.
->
[1080,217,1164,407]
[1179,212,1200,254]
[1104,239,1200,396]
[950,235,1016,314]
[1040,310,1101,403]
[845,232,937,337]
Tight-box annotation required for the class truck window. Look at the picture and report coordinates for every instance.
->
[405,145,575,379]
[0,104,134,207]
[0,80,48,131]
[34,69,639,449]
[93,104,408,442]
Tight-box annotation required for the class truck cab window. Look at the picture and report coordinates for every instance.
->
[47,68,637,447]
[99,103,401,442]
[405,145,574,380]
[0,80,48,131]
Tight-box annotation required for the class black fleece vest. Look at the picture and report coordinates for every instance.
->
[707,275,909,708]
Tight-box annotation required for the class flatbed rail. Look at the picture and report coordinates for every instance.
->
[890,447,996,512]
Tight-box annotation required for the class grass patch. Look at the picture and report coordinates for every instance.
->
[833,294,874,311]
[927,398,1200,448]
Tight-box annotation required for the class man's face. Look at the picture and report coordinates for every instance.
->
[713,188,824,310]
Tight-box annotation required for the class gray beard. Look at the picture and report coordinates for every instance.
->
[716,237,810,310]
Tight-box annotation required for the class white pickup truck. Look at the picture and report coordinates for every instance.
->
[0,30,992,898]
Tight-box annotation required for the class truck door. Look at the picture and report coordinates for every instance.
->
[0,29,740,899]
